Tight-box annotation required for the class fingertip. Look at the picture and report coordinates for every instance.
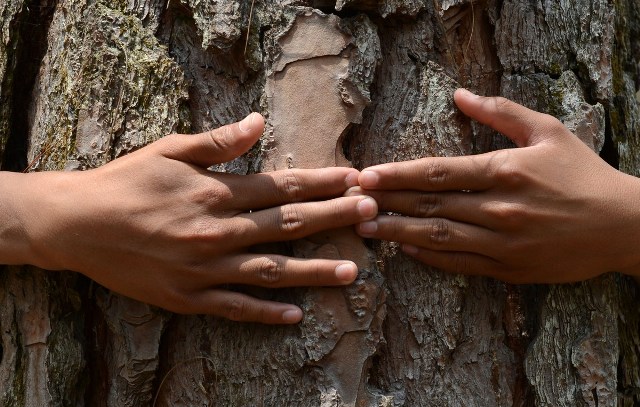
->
[281,307,303,324]
[357,220,378,236]
[356,197,378,219]
[345,170,360,188]
[454,88,478,100]
[359,170,380,189]
[238,112,265,134]
[402,244,419,255]
[335,261,358,283]
[454,88,467,97]
[454,88,481,110]
[344,186,365,197]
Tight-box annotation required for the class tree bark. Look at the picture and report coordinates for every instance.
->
[0,0,639,406]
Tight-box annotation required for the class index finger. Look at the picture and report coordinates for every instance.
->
[359,154,497,192]
[223,167,359,211]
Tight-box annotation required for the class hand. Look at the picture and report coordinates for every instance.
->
[5,113,378,323]
[353,89,640,283]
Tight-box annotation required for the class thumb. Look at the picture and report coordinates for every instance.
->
[159,112,265,167]
[454,89,554,148]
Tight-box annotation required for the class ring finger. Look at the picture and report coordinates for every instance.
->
[209,255,358,288]
[356,215,499,256]
[349,188,491,228]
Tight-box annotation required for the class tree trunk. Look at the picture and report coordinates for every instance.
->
[0,0,639,406]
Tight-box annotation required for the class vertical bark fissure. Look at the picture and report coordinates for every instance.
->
[612,1,640,405]
[1,0,57,172]
[600,112,620,169]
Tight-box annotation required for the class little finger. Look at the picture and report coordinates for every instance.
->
[401,245,503,277]
[192,289,304,324]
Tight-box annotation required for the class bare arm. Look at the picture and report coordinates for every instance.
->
[0,113,378,323]
[353,90,640,284]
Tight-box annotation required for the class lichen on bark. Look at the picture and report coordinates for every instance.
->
[28,1,189,171]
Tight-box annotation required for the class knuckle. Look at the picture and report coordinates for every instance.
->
[492,160,524,187]
[225,299,247,321]
[257,257,285,286]
[207,126,232,151]
[426,219,452,246]
[192,185,232,209]
[279,204,306,235]
[415,193,441,217]
[183,220,225,244]
[489,202,525,228]
[422,161,448,187]
[276,170,303,202]
[493,96,513,112]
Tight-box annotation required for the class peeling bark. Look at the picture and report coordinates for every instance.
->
[0,1,638,406]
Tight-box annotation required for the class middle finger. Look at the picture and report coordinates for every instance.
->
[233,195,378,246]
[209,254,359,288]
[349,188,491,228]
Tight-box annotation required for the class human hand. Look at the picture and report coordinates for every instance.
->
[10,113,378,323]
[353,89,640,283]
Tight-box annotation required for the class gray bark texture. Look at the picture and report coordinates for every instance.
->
[0,0,639,406]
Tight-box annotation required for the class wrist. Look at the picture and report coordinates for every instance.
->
[0,171,72,269]
[615,172,640,278]
[0,171,37,265]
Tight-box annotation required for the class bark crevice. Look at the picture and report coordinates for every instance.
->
[1,0,57,172]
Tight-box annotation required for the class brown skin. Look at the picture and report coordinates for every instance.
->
[354,89,640,284]
[0,113,378,324]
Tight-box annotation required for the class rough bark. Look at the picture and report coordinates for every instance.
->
[0,0,638,406]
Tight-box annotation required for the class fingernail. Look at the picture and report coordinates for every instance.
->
[239,113,256,132]
[345,171,359,188]
[358,220,378,235]
[402,244,419,255]
[345,186,364,197]
[282,308,302,324]
[357,197,377,218]
[359,171,379,188]
[335,262,358,282]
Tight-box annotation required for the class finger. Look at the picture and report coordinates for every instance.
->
[218,167,360,211]
[359,155,496,191]
[358,190,491,227]
[235,196,378,246]
[192,289,303,324]
[401,245,503,278]
[454,89,557,148]
[356,215,498,256]
[158,112,265,167]
[210,255,358,287]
